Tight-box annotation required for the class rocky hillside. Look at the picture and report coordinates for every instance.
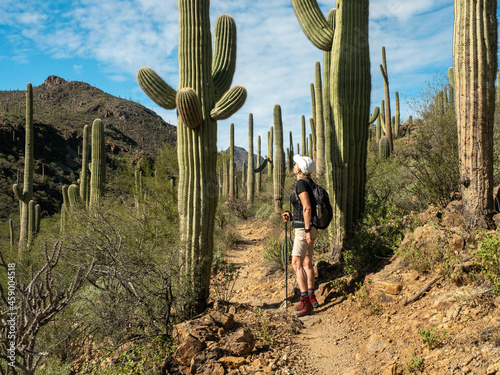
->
[0,76,177,219]
[0,75,176,156]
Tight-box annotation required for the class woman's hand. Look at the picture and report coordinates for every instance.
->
[305,231,314,246]
[282,211,291,222]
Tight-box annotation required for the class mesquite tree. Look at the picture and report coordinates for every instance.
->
[137,0,246,312]
[453,0,497,230]
[292,0,371,261]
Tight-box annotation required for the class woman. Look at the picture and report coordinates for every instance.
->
[282,154,319,317]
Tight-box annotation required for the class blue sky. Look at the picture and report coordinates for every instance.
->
[0,0,496,152]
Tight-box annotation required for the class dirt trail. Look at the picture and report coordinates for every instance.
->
[225,219,358,374]
[224,218,500,375]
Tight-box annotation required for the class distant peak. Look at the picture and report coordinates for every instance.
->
[44,75,67,87]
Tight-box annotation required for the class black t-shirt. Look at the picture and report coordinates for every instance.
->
[290,178,316,228]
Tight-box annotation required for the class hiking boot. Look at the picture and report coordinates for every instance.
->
[295,296,313,317]
[294,299,305,311]
[309,293,319,308]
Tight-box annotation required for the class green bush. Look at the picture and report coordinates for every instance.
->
[401,75,459,208]
[343,197,407,277]
[474,231,500,292]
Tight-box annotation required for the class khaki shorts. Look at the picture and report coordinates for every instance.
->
[291,227,318,258]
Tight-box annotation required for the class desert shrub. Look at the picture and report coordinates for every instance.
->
[366,154,421,212]
[342,190,408,277]
[396,224,461,275]
[255,202,275,220]
[213,225,240,260]
[474,230,500,292]
[401,75,459,208]
[225,197,249,219]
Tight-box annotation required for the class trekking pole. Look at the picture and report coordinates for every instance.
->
[285,219,288,312]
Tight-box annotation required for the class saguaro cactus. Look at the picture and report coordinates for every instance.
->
[12,83,34,250]
[229,123,235,198]
[247,113,255,205]
[267,127,274,182]
[89,119,106,208]
[323,8,336,191]
[301,115,307,155]
[137,1,246,311]
[314,61,325,177]
[292,0,371,261]
[379,136,390,160]
[256,135,262,195]
[453,0,497,230]
[80,124,90,208]
[273,104,286,215]
[380,46,393,153]
[394,91,400,139]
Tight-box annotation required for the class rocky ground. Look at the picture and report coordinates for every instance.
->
[164,204,500,375]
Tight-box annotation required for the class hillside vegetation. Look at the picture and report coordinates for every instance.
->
[0,76,176,219]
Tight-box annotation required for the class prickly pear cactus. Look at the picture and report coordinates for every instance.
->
[136,0,247,311]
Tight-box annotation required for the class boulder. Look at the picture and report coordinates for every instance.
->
[222,327,255,356]
[218,356,246,369]
[173,335,207,367]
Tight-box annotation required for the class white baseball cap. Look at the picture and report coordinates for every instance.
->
[293,154,316,174]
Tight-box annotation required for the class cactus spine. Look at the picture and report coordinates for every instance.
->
[292,0,371,261]
[273,105,286,215]
[453,0,497,230]
[247,113,255,204]
[12,83,34,250]
[137,1,246,310]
